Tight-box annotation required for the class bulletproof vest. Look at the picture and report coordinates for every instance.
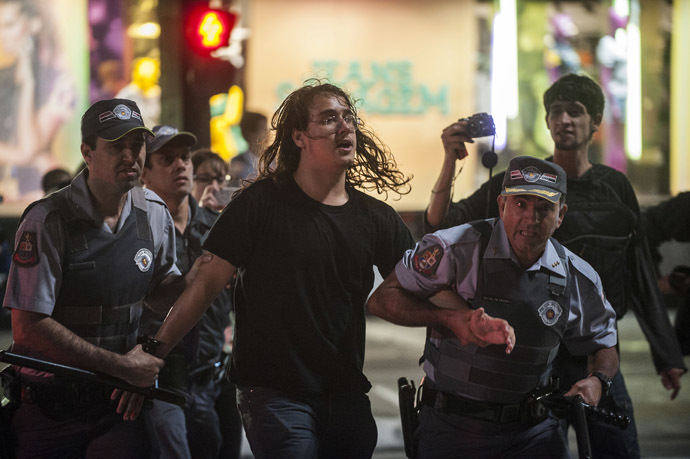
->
[424,220,569,404]
[51,187,155,354]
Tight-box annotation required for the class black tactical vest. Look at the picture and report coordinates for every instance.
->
[424,220,569,404]
[49,187,155,354]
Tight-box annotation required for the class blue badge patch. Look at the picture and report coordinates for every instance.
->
[134,248,153,272]
[538,300,562,326]
[13,231,39,267]
[412,244,443,276]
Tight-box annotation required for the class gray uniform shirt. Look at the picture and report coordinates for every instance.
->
[3,169,180,315]
[395,219,617,383]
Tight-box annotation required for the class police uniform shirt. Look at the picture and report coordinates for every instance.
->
[2,169,180,316]
[396,218,617,381]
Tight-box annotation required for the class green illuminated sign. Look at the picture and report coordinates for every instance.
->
[276,60,449,115]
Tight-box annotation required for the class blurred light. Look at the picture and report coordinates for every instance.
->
[185,6,237,56]
[490,0,518,151]
[127,22,160,39]
[626,0,642,160]
[613,0,630,19]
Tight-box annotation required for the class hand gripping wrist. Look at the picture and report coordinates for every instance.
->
[137,335,162,355]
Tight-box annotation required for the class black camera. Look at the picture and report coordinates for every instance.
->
[460,113,495,138]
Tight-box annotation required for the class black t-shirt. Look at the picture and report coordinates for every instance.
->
[203,178,414,393]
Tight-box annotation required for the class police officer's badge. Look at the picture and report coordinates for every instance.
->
[12,231,39,267]
[134,248,153,272]
[113,104,132,120]
[538,300,562,326]
[521,166,542,183]
[412,244,443,276]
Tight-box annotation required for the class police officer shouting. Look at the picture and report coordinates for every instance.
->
[2,99,197,458]
[368,156,619,458]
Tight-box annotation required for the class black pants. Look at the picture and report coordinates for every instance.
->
[12,397,151,459]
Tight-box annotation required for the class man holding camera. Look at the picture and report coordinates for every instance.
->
[140,125,234,458]
[425,73,686,458]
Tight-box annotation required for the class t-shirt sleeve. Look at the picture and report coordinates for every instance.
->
[562,255,618,355]
[374,205,414,279]
[203,187,259,267]
[2,207,64,316]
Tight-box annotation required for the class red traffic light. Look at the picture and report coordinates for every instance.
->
[185,6,237,55]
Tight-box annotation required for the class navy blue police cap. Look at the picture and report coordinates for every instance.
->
[81,98,153,141]
[501,156,567,204]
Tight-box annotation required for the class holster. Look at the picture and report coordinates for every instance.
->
[397,377,419,459]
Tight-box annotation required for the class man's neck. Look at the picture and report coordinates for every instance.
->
[552,145,592,178]
[86,179,130,230]
[293,165,349,206]
[161,193,190,234]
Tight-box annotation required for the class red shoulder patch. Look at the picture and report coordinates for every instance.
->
[13,231,39,267]
[412,244,443,276]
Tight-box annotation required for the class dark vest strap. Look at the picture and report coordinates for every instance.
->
[131,187,152,242]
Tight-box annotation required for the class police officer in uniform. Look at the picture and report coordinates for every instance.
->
[2,99,193,458]
[369,156,619,458]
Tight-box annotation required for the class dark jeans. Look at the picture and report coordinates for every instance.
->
[562,371,640,459]
[148,399,191,459]
[216,377,243,459]
[236,386,377,459]
[12,401,151,459]
[416,405,569,459]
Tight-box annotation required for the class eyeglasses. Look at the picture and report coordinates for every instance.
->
[309,114,360,133]
[193,174,228,184]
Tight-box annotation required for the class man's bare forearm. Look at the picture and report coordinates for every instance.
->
[587,346,619,380]
[426,157,457,228]
[11,310,133,379]
[144,274,186,315]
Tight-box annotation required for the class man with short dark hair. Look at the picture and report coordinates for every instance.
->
[140,124,236,459]
[2,99,187,458]
[369,156,619,458]
[425,73,686,458]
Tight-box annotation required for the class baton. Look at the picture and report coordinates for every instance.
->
[0,350,186,407]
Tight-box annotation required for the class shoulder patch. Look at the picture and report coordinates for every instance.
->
[13,231,39,267]
[412,244,443,276]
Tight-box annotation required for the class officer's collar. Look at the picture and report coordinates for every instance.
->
[71,169,134,231]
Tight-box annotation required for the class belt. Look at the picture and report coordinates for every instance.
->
[420,385,523,424]
[20,380,111,407]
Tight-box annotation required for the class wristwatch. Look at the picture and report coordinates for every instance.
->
[589,371,612,398]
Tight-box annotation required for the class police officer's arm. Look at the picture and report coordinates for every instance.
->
[426,121,473,229]
[11,309,163,388]
[368,270,515,353]
[564,346,619,406]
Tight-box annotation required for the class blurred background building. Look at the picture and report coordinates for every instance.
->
[0,0,687,219]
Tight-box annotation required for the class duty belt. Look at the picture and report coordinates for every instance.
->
[420,384,523,424]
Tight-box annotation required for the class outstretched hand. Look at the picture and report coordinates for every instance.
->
[469,308,515,353]
[445,307,515,353]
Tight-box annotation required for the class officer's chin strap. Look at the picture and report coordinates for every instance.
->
[482,136,498,219]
